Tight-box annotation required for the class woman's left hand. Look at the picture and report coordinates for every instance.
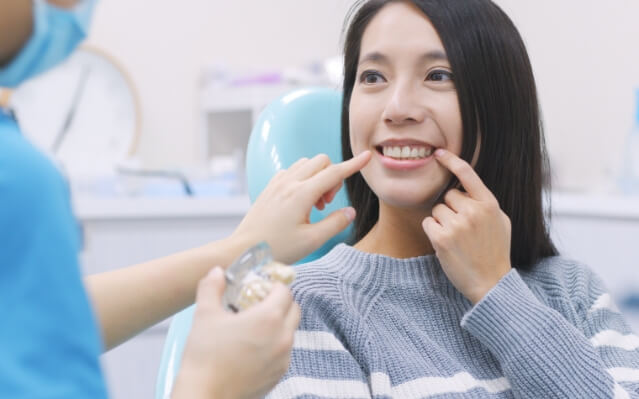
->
[422,149,512,304]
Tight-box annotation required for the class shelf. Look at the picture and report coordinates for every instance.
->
[72,192,639,222]
[199,84,302,113]
[74,195,251,221]
[551,192,639,220]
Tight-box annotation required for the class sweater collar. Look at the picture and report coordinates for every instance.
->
[319,243,454,291]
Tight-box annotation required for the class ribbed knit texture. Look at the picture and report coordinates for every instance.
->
[266,244,639,398]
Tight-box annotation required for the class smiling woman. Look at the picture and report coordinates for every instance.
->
[265,1,639,398]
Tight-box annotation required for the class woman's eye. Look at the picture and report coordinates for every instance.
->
[427,70,454,82]
[360,71,386,85]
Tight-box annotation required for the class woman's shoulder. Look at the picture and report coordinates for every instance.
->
[291,255,343,301]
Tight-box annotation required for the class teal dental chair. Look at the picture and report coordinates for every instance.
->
[155,87,350,398]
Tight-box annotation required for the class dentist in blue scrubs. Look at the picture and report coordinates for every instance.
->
[0,1,108,397]
[0,1,371,397]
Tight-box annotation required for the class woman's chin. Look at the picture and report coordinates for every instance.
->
[375,189,440,210]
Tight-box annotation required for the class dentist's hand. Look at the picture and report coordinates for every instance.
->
[422,149,512,304]
[231,151,372,264]
[172,267,300,399]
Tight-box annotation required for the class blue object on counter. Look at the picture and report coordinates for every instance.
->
[621,293,639,310]
[245,87,348,263]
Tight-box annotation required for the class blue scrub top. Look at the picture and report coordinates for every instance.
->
[0,110,108,398]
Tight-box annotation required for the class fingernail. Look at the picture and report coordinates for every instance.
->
[343,207,356,222]
[208,266,223,278]
[435,149,446,157]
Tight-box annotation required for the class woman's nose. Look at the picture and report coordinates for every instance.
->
[381,84,425,125]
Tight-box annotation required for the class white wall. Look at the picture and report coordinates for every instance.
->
[495,0,639,192]
[86,0,639,193]
[86,0,355,168]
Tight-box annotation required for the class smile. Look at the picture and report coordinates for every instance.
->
[374,144,437,171]
[378,145,434,160]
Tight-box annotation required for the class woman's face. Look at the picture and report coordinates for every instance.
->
[349,2,463,209]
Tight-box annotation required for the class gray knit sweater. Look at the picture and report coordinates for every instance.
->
[266,244,639,398]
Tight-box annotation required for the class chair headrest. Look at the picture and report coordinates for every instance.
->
[246,88,351,263]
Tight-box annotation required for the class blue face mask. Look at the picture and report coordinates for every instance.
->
[0,0,98,88]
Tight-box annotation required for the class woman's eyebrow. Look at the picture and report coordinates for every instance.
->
[358,51,389,67]
[418,50,448,63]
[358,50,449,67]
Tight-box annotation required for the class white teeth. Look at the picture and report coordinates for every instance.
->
[381,145,434,160]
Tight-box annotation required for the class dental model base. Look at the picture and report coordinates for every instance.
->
[222,242,295,312]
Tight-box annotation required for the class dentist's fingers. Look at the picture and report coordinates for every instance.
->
[283,302,301,333]
[306,151,372,200]
[305,207,357,249]
[315,181,343,210]
[323,181,343,204]
[194,267,226,315]
[292,154,332,180]
[286,157,310,175]
[434,149,494,202]
[252,283,295,320]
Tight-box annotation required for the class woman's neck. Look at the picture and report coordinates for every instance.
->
[354,203,435,259]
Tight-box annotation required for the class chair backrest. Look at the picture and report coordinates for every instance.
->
[155,87,347,398]
[246,87,349,262]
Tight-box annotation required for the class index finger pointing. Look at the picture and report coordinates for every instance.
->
[306,150,372,198]
[434,149,492,201]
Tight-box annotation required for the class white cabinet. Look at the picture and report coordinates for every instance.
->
[551,193,639,331]
[76,196,249,399]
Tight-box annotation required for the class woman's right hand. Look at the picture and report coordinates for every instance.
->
[231,151,372,264]
[172,267,300,399]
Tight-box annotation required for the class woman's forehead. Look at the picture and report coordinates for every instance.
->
[359,2,447,62]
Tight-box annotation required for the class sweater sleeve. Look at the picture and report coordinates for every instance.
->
[460,268,639,399]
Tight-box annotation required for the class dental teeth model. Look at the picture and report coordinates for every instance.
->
[222,242,296,312]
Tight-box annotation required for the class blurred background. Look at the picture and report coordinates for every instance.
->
[2,1,639,398]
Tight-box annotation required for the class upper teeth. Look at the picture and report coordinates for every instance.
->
[382,146,433,160]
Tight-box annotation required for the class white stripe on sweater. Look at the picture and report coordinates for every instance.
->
[614,383,631,399]
[390,372,511,398]
[591,330,639,351]
[293,331,348,352]
[609,367,639,383]
[369,373,392,396]
[271,373,511,399]
[270,369,639,399]
[589,293,620,314]
[266,377,370,398]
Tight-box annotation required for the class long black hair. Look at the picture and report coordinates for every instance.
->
[341,0,558,269]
